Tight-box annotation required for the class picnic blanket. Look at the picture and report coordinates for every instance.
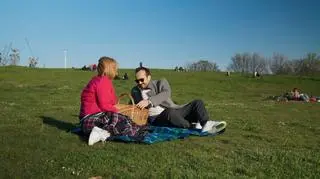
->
[109,126,217,144]
[71,126,219,144]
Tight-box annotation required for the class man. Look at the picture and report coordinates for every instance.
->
[131,67,227,134]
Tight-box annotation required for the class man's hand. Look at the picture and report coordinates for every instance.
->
[136,99,150,109]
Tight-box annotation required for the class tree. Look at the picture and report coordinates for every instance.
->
[251,53,266,73]
[178,66,184,72]
[0,47,10,66]
[227,53,243,72]
[174,66,179,71]
[227,53,267,74]
[186,60,220,72]
[297,53,320,75]
[270,53,289,74]
[9,48,20,66]
[268,52,320,75]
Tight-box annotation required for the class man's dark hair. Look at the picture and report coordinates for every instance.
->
[135,66,151,76]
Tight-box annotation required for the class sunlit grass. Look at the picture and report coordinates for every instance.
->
[0,66,319,178]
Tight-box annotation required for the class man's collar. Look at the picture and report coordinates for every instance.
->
[146,81,153,89]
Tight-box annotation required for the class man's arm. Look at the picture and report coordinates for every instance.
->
[130,86,143,105]
[149,78,171,107]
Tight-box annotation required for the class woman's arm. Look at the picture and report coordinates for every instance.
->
[96,77,118,113]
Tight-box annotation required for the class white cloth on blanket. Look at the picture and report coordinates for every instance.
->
[141,89,165,116]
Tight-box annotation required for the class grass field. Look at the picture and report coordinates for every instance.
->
[0,66,319,178]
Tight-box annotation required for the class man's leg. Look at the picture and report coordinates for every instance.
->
[152,108,191,128]
[176,99,209,126]
[174,100,227,133]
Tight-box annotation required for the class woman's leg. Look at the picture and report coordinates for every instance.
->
[81,111,148,137]
[106,112,148,137]
[81,112,110,135]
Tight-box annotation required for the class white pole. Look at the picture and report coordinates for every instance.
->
[64,49,67,69]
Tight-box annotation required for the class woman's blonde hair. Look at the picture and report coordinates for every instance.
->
[97,56,118,79]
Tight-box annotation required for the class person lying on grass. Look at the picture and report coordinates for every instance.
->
[79,56,148,146]
[288,88,309,101]
[290,88,306,101]
[273,88,319,102]
[131,66,227,134]
[290,88,320,102]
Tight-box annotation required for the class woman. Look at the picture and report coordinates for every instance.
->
[290,88,309,101]
[79,56,147,145]
[291,88,300,100]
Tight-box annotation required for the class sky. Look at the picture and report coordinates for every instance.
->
[0,0,319,70]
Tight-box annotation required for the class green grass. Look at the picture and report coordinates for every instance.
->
[1,66,319,178]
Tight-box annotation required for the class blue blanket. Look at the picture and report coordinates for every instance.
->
[109,126,217,144]
[71,126,219,144]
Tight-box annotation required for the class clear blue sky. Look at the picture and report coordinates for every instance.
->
[1,0,319,69]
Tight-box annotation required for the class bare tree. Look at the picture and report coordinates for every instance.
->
[9,48,20,66]
[228,53,267,74]
[227,53,243,72]
[0,53,2,65]
[0,44,11,66]
[263,59,273,74]
[297,53,320,75]
[186,60,220,72]
[270,53,289,74]
[243,52,251,73]
[269,52,320,75]
[251,53,266,73]
[28,57,38,68]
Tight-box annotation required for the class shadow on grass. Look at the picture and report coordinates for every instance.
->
[71,114,80,118]
[41,116,88,142]
[41,116,76,132]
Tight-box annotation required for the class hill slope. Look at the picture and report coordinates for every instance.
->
[0,67,319,178]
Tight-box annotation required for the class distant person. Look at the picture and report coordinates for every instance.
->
[256,72,260,77]
[287,88,310,102]
[92,64,97,71]
[130,66,227,134]
[79,57,148,146]
[291,88,300,100]
[289,88,309,101]
[253,71,261,77]
[81,65,87,71]
[123,72,129,80]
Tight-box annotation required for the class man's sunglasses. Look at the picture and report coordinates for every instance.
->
[135,78,144,83]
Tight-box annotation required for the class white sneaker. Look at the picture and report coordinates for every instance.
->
[202,121,227,134]
[195,122,202,129]
[88,126,111,146]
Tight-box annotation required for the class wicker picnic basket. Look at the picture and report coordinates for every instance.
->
[116,93,149,126]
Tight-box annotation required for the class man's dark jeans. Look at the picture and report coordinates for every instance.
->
[150,100,209,128]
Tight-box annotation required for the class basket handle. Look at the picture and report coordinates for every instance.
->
[117,93,135,105]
